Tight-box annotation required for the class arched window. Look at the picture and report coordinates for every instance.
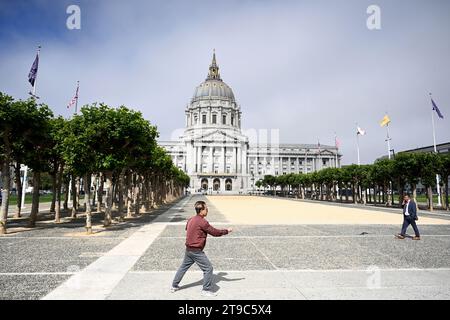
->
[231,115,234,126]
[201,178,208,190]
[213,178,220,191]
[225,178,232,191]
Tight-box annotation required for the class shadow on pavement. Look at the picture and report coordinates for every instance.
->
[179,272,246,293]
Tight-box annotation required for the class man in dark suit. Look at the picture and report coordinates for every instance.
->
[395,194,420,240]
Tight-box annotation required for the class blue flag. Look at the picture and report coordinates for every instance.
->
[28,53,39,86]
[431,98,444,119]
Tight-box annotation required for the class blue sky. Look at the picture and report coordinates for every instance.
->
[1,0,449,164]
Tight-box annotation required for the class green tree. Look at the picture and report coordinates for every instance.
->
[417,153,439,211]
[437,153,450,210]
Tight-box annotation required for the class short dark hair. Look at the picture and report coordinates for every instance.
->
[404,193,411,198]
[194,201,206,214]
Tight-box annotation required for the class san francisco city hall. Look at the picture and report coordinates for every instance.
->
[160,53,342,193]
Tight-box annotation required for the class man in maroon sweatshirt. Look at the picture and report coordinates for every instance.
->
[171,200,232,297]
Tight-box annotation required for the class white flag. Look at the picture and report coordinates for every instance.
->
[357,126,366,135]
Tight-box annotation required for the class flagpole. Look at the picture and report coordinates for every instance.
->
[385,121,393,206]
[356,124,361,166]
[23,45,41,209]
[334,132,340,198]
[74,81,79,115]
[430,93,442,207]
[335,134,338,168]
[385,123,391,160]
[318,139,320,171]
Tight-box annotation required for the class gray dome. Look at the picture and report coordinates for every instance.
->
[192,79,235,102]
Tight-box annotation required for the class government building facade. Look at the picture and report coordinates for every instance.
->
[160,53,342,193]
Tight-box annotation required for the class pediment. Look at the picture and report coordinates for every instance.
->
[319,150,336,156]
[192,129,246,142]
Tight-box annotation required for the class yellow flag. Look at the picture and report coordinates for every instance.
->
[380,114,391,127]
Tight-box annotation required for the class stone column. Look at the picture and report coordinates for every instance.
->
[237,146,242,174]
[223,146,226,173]
[194,146,198,173]
[209,146,214,173]
[208,106,211,125]
[198,146,202,173]
[234,148,236,173]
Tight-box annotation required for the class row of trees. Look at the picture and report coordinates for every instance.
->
[0,92,189,234]
[256,152,450,211]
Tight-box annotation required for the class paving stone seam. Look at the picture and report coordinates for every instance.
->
[156,235,450,239]
[127,268,450,273]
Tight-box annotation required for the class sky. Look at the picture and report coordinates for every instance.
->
[0,0,449,165]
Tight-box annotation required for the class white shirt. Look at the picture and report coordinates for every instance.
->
[404,200,410,216]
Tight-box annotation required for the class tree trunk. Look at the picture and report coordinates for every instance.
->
[134,175,141,215]
[445,179,449,211]
[104,172,113,227]
[50,167,57,213]
[14,162,22,218]
[412,183,418,211]
[0,161,11,234]
[112,180,117,210]
[352,184,356,203]
[440,184,445,209]
[126,172,133,218]
[141,177,147,212]
[427,186,433,211]
[55,164,63,223]
[385,183,389,206]
[118,170,125,216]
[84,174,93,234]
[75,177,81,211]
[150,175,156,208]
[398,181,404,208]
[97,173,103,212]
[28,171,41,228]
[71,176,77,218]
[91,174,97,208]
[144,177,151,212]
[63,179,69,211]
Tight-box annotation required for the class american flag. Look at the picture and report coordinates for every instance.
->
[67,82,79,109]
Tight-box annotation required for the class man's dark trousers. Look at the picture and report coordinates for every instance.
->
[401,216,420,237]
[172,250,213,291]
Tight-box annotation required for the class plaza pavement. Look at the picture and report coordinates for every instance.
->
[1,195,450,300]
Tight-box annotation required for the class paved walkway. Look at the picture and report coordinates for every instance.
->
[36,195,450,300]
